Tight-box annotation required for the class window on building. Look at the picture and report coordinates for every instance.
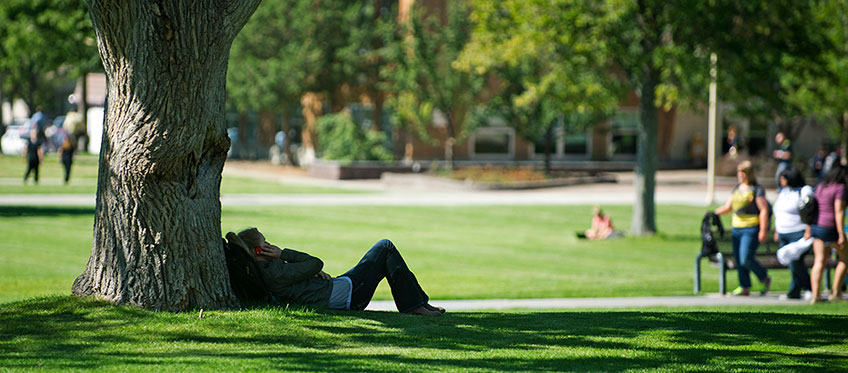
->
[611,109,639,158]
[564,133,588,155]
[471,126,515,159]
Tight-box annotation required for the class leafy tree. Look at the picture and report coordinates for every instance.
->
[385,0,484,168]
[458,0,621,174]
[780,1,848,157]
[0,0,96,114]
[227,0,322,162]
[72,0,261,311]
[227,0,400,159]
[316,112,393,162]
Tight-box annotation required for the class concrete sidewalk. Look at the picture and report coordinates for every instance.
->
[365,294,810,311]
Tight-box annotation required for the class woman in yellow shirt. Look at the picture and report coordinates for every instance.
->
[714,160,772,296]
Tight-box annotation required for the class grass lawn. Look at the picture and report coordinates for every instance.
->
[3,204,848,371]
[0,203,834,303]
[0,154,364,195]
[1,296,846,371]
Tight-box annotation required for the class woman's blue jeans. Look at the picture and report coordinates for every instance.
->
[732,226,768,288]
[342,239,428,313]
[778,230,811,297]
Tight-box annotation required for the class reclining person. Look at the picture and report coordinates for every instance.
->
[234,228,444,316]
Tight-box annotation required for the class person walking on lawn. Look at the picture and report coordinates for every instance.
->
[714,160,772,296]
[234,228,445,315]
[809,165,848,303]
[22,127,44,184]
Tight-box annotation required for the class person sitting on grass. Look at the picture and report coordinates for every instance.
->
[584,206,615,240]
[235,228,445,316]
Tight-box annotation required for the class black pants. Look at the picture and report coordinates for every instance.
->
[342,239,429,312]
[61,151,74,183]
[24,158,40,183]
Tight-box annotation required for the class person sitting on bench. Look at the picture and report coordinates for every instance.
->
[235,228,445,315]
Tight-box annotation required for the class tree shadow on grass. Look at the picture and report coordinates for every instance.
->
[0,205,95,217]
[1,296,847,371]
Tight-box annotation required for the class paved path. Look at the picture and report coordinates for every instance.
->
[365,294,810,311]
[0,168,737,206]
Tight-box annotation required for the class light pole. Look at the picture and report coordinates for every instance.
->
[706,53,718,205]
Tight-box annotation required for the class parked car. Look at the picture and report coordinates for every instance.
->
[1,120,33,155]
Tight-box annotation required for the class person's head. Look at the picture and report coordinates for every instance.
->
[779,167,805,188]
[822,164,847,186]
[736,160,757,185]
[35,105,42,113]
[237,227,265,260]
[593,205,603,217]
[775,132,785,145]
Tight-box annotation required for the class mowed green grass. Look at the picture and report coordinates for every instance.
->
[0,203,824,304]
[0,154,364,194]
[2,204,848,371]
[1,296,846,372]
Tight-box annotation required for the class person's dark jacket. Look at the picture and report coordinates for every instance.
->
[255,249,332,307]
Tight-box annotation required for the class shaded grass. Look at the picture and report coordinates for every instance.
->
[0,296,846,372]
[0,203,809,304]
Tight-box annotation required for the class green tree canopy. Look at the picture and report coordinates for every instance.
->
[384,0,484,167]
[0,0,96,114]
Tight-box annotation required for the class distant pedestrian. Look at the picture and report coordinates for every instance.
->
[773,132,792,186]
[57,127,76,184]
[30,106,48,143]
[22,127,43,184]
[810,147,826,182]
[714,160,771,296]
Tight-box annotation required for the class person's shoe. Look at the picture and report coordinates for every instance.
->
[827,293,845,302]
[802,290,814,301]
[406,306,442,316]
[423,303,446,314]
[731,287,750,296]
[759,277,772,296]
[778,294,797,301]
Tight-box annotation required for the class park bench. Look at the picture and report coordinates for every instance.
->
[694,242,839,295]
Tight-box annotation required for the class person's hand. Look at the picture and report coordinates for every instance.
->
[256,242,282,259]
[838,235,845,247]
[758,230,766,243]
[773,231,778,243]
[316,271,331,281]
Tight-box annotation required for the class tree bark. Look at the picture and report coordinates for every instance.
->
[632,68,658,235]
[72,0,260,311]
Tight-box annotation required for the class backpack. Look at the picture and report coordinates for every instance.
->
[798,193,818,225]
[222,232,275,302]
[700,211,725,257]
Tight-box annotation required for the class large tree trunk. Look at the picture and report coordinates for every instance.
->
[632,69,658,235]
[72,0,260,312]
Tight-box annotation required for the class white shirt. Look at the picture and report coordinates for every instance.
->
[773,185,814,234]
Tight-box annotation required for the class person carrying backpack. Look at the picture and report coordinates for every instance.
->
[714,160,772,296]
[232,228,445,315]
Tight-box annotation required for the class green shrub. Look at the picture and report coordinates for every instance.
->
[316,113,394,162]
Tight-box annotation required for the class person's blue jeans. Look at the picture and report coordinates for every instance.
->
[732,226,768,288]
[341,239,428,312]
[778,230,811,298]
